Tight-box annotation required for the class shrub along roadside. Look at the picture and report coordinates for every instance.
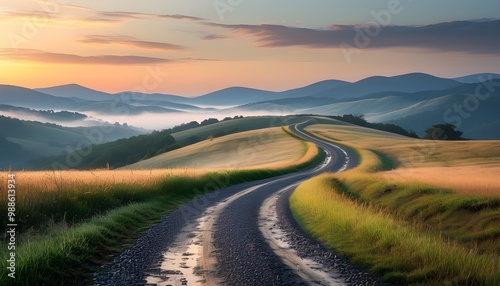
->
[0,132,324,285]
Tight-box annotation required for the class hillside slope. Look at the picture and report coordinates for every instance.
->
[124,128,307,169]
[0,116,143,169]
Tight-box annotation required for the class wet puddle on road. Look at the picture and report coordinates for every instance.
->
[259,189,346,286]
[145,214,212,286]
[145,185,263,286]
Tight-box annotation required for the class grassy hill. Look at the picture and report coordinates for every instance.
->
[24,115,344,170]
[308,124,499,165]
[388,93,500,139]
[169,115,340,145]
[309,123,500,197]
[230,80,500,139]
[290,122,500,284]
[125,127,308,169]
[26,115,413,171]
[0,116,143,169]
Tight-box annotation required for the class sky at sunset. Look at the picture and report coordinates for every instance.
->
[1,0,499,96]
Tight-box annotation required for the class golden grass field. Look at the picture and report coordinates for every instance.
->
[0,169,206,194]
[307,124,500,197]
[382,166,500,197]
[290,174,499,285]
[290,123,500,284]
[125,127,309,170]
[0,127,318,203]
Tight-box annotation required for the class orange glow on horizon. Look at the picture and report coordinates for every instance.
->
[3,50,500,96]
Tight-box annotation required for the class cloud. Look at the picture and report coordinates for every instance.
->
[1,7,204,26]
[1,10,125,25]
[207,19,500,54]
[160,14,205,21]
[79,11,205,25]
[1,10,57,20]
[95,11,148,20]
[58,4,93,11]
[0,49,172,65]
[94,11,205,22]
[79,35,186,51]
[203,34,228,40]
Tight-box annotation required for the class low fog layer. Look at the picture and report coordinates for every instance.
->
[2,108,292,132]
[83,110,291,131]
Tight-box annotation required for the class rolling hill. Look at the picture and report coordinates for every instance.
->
[0,115,144,169]
[0,105,88,122]
[277,79,350,99]
[189,87,278,106]
[35,84,115,101]
[230,80,500,139]
[0,85,80,109]
[181,73,461,105]
[387,81,500,138]
[36,84,206,111]
[26,116,345,170]
[168,115,337,146]
[124,127,308,170]
[3,72,500,144]
[453,73,500,84]
[235,96,338,112]
[318,73,462,99]
[33,73,460,108]
[74,101,182,115]
[34,84,213,114]
[114,91,197,105]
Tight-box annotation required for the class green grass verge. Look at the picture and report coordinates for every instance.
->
[4,198,179,285]
[290,175,500,285]
[335,173,500,254]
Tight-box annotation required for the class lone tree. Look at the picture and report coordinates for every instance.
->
[424,123,464,140]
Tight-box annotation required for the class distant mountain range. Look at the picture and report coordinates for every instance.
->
[25,72,499,106]
[1,72,499,168]
[0,85,80,109]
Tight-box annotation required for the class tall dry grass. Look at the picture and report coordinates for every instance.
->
[0,127,321,236]
[289,123,500,284]
[126,127,308,170]
[290,175,500,285]
[383,166,500,197]
[308,124,500,197]
[308,124,500,168]
[0,169,208,194]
